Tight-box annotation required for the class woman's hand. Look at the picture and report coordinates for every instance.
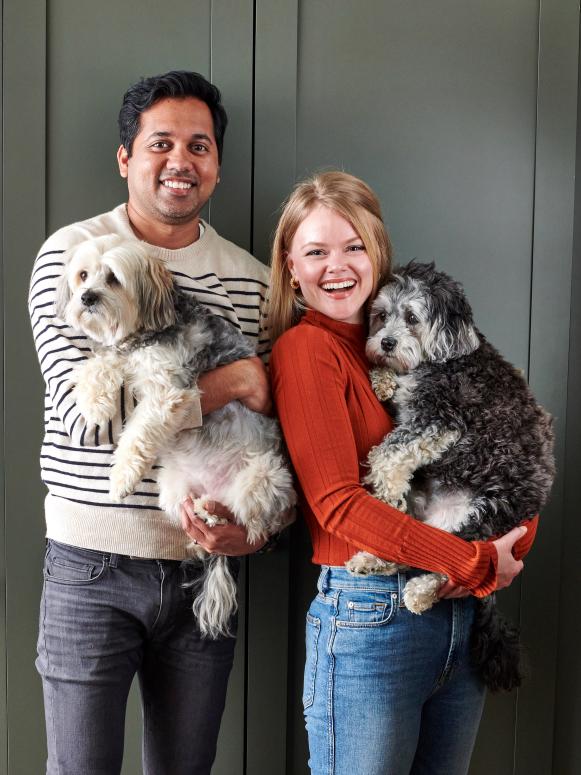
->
[439,524,529,598]
[180,498,268,556]
[491,525,528,590]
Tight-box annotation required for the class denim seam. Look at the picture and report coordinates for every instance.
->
[327,616,337,775]
[432,600,461,694]
[322,582,400,593]
[150,561,166,631]
[304,615,321,710]
[40,581,61,775]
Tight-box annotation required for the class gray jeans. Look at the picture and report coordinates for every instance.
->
[36,539,238,775]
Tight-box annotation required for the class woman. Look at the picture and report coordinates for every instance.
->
[269,171,537,775]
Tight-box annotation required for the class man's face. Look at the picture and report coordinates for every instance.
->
[117,96,220,226]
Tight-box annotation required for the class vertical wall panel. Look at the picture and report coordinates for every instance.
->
[517,1,579,773]
[248,4,298,772]
[3,0,47,773]
[0,4,5,773]
[2,1,255,773]
[253,1,578,773]
[552,28,581,769]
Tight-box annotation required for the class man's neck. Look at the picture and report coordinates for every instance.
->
[126,203,201,250]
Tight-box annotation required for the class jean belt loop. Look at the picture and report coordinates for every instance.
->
[397,570,407,608]
[318,566,331,594]
[107,553,119,569]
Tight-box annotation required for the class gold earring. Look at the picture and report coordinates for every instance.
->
[290,275,300,290]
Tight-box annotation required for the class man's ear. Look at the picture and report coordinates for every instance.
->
[117,145,129,179]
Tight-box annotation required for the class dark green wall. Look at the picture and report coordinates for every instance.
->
[1,2,580,774]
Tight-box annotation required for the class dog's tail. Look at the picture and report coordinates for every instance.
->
[191,555,238,639]
[471,595,525,692]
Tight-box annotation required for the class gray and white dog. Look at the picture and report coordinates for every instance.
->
[56,235,295,639]
[346,260,555,691]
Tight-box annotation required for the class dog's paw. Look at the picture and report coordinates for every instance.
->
[191,498,228,528]
[370,368,397,402]
[109,461,143,500]
[403,573,445,614]
[346,551,400,576]
[72,362,120,427]
[73,385,116,428]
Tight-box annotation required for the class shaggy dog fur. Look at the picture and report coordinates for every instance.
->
[56,234,295,639]
[346,261,555,691]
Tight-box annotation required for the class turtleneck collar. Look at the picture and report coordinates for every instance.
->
[303,308,367,350]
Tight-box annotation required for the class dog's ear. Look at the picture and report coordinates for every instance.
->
[425,270,480,361]
[137,254,176,331]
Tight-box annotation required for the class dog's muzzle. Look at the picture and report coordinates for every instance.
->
[381,336,397,353]
[81,290,99,307]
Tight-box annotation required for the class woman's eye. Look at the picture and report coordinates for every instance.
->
[79,271,88,282]
[405,311,419,325]
[347,244,365,252]
[306,249,325,257]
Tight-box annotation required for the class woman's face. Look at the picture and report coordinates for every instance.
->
[286,205,374,325]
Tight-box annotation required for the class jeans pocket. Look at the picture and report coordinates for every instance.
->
[336,590,397,628]
[303,612,321,710]
[44,541,108,586]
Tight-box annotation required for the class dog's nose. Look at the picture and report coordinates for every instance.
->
[81,290,99,307]
[381,336,397,353]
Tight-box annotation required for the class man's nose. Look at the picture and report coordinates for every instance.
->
[166,145,194,171]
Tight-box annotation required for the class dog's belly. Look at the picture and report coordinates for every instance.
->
[408,481,474,534]
[156,400,290,522]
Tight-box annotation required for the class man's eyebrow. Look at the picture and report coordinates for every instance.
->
[144,131,214,144]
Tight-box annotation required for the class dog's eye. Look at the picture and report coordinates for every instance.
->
[376,311,387,322]
[79,271,88,282]
[107,272,120,286]
[405,311,419,326]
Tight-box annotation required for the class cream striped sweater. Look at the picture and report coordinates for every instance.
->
[29,204,270,559]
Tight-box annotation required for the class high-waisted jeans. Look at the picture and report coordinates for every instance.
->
[303,566,486,775]
[36,539,238,775]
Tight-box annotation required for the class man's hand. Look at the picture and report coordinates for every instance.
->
[181,497,268,556]
[198,357,271,416]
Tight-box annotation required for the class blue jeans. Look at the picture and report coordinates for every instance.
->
[36,540,238,775]
[304,567,486,775]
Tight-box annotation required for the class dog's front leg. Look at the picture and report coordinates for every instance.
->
[364,425,461,509]
[71,348,126,428]
[347,425,461,580]
[109,386,192,500]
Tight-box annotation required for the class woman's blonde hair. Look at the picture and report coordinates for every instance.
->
[269,170,393,342]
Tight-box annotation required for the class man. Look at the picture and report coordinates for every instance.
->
[29,70,274,775]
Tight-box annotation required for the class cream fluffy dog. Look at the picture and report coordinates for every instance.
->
[56,234,295,638]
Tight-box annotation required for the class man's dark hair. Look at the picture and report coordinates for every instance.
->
[118,70,228,162]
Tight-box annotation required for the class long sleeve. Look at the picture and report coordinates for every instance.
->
[271,322,499,597]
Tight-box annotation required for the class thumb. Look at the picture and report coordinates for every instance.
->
[498,525,528,549]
